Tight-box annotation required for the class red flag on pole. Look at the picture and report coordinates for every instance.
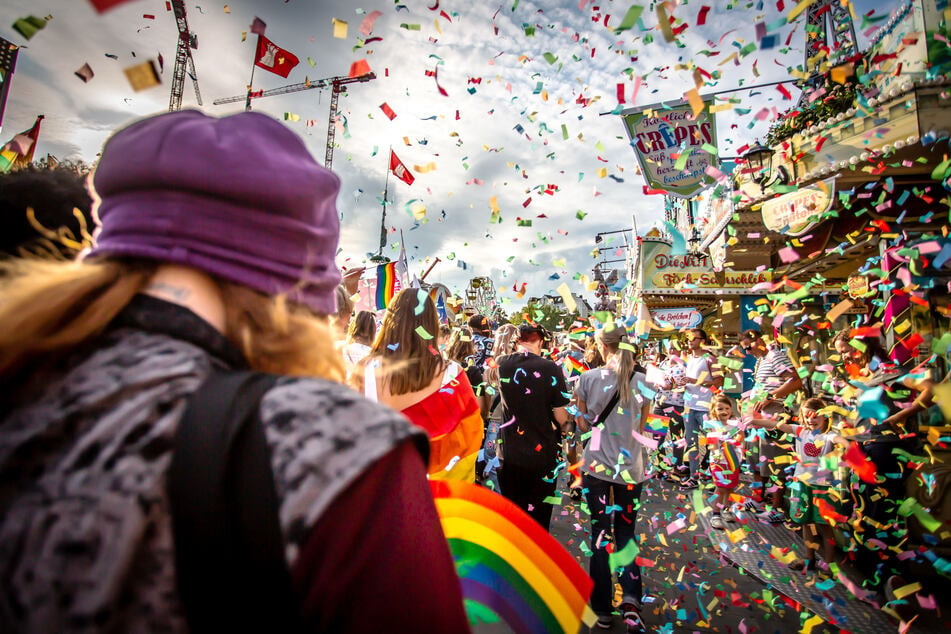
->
[389,150,415,185]
[254,35,299,78]
[88,0,138,12]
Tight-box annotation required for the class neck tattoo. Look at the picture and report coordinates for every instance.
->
[147,282,192,303]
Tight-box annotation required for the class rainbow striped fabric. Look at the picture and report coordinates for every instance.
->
[374,261,398,310]
[722,440,740,475]
[0,146,18,172]
[564,355,589,377]
[431,479,594,634]
[568,326,593,341]
[645,414,670,435]
[400,363,483,481]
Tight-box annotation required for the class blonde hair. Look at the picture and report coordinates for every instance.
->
[597,325,636,407]
[484,323,518,388]
[709,393,734,417]
[0,258,344,383]
[446,326,475,365]
[369,288,444,395]
[332,284,354,334]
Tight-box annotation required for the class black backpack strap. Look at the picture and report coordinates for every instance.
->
[593,371,637,425]
[169,370,301,633]
[594,390,621,426]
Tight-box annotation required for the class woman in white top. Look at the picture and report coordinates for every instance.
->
[573,326,651,632]
[343,310,376,365]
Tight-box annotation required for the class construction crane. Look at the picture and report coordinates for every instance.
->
[212,72,376,169]
[168,0,202,111]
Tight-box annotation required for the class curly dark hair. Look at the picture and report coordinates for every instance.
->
[0,167,93,259]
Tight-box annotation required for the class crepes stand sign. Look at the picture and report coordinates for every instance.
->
[621,99,719,199]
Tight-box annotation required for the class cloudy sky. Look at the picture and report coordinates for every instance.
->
[0,0,897,312]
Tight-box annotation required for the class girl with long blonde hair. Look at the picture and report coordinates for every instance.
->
[363,289,484,481]
[572,324,651,631]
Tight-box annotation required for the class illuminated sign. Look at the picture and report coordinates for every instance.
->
[761,178,835,235]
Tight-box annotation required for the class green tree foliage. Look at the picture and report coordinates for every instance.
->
[510,299,578,332]
[764,80,857,147]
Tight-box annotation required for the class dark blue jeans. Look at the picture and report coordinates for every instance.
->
[583,474,644,616]
[479,419,501,492]
[685,408,705,478]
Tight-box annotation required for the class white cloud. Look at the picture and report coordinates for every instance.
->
[0,0,897,308]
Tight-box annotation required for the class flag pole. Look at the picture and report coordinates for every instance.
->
[245,40,257,112]
[420,257,441,282]
[378,146,391,258]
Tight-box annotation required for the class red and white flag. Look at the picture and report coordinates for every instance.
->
[254,35,299,78]
[389,150,415,185]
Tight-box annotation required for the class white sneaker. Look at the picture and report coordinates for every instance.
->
[721,509,737,523]
[756,509,785,523]
[710,514,725,529]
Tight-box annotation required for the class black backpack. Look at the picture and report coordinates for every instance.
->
[168,370,302,632]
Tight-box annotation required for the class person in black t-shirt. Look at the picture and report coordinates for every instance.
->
[497,324,571,531]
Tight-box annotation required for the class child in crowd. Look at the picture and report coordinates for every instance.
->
[746,397,847,572]
[705,394,744,529]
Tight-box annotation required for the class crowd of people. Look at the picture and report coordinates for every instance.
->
[458,316,944,629]
[0,109,947,633]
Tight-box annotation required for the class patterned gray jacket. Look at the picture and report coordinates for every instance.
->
[0,295,427,632]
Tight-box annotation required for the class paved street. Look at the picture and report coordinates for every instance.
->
[542,476,951,634]
[550,477,803,633]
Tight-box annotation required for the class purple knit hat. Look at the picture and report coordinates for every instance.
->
[87,109,341,314]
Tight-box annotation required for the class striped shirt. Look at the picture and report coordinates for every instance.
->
[753,346,795,397]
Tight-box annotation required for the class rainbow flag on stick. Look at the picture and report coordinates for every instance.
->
[568,326,592,341]
[645,414,670,435]
[374,261,397,309]
[431,479,594,634]
[564,355,589,377]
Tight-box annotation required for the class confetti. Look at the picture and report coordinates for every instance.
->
[332,18,348,39]
[123,60,161,91]
[74,63,94,83]
[11,15,47,40]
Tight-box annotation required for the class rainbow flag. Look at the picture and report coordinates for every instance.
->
[645,414,670,435]
[0,115,43,173]
[723,440,740,474]
[374,261,397,309]
[568,326,592,341]
[0,145,17,172]
[431,479,594,634]
[564,355,589,377]
[401,363,484,481]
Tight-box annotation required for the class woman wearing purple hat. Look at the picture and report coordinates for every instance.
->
[0,111,469,633]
